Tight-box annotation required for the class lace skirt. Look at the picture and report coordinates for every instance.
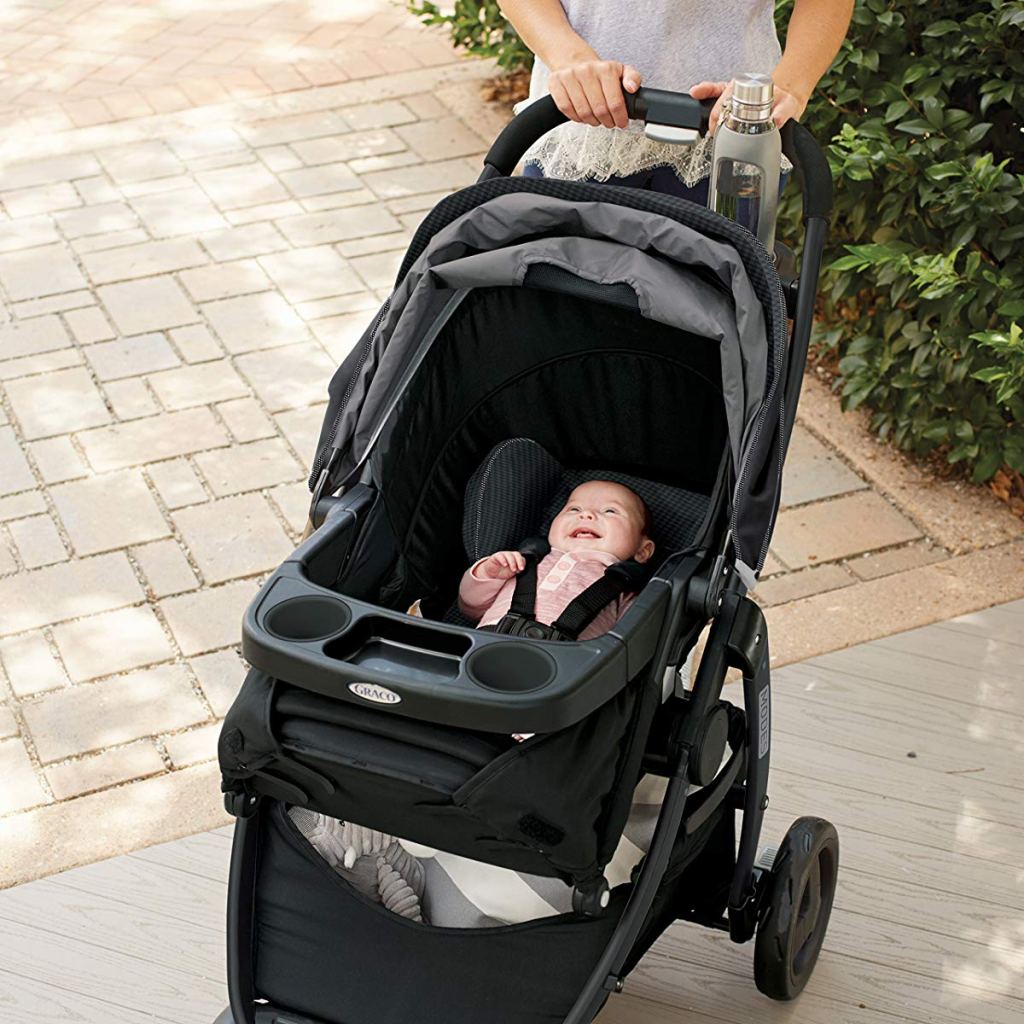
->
[522,119,714,186]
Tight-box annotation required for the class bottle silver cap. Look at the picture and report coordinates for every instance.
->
[729,73,773,123]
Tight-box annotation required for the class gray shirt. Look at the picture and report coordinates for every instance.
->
[521,1,782,184]
[529,0,782,97]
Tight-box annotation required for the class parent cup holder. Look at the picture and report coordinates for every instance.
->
[264,595,351,642]
[467,642,557,694]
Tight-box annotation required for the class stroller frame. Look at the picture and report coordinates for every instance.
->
[219,88,835,1024]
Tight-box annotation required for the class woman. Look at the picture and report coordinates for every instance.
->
[499,0,853,201]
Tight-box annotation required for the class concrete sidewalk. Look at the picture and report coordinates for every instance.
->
[0,0,1021,887]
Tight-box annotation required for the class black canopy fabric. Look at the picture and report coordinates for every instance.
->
[310,178,786,582]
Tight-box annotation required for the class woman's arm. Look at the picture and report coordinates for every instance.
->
[692,0,855,132]
[498,0,641,129]
[772,0,855,122]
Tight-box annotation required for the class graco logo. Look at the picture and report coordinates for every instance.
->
[349,682,401,705]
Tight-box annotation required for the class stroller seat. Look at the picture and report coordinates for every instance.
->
[223,437,717,880]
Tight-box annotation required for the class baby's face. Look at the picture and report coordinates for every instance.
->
[548,481,654,563]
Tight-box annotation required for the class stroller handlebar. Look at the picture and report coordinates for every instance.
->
[481,88,832,222]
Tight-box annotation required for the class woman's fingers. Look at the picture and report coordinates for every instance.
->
[550,60,640,128]
[561,72,600,126]
[597,63,630,128]
[689,79,732,135]
[689,80,729,100]
[548,77,576,121]
[771,86,806,128]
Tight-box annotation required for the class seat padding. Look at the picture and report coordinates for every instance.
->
[461,438,710,563]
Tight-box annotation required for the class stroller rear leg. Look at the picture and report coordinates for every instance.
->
[561,586,751,1024]
[724,595,771,942]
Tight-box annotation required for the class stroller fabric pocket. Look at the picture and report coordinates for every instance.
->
[255,800,625,1024]
[222,666,661,885]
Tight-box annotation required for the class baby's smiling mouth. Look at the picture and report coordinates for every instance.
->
[570,527,601,540]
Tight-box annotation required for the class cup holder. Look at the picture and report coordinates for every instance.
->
[466,642,556,693]
[264,596,351,642]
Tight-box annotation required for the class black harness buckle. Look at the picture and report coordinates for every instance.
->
[491,614,573,642]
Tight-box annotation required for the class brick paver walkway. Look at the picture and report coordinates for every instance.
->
[1,0,1021,886]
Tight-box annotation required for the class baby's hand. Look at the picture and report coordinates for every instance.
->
[476,550,526,581]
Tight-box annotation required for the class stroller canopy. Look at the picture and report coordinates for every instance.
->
[313,180,787,586]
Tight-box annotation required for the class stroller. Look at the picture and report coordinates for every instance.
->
[216,88,839,1024]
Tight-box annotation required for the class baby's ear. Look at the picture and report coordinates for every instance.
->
[635,537,655,564]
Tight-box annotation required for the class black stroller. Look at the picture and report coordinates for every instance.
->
[216,88,840,1024]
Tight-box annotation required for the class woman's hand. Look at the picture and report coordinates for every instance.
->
[548,58,642,129]
[689,78,809,134]
[477,551,526,581]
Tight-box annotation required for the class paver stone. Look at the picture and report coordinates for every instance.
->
[5,367,111,440]
[0,243,86,300]
[202,291,309,354]
[159,579,257,656]
[235,343,334,412]
[171,493,292,584]
[772,492,922,570]
[51,468,169,556]
[0,739,48,816]
[98,277,199,335]
[52,605,174,682]
[21,663,208,762]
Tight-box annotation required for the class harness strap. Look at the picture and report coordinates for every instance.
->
[507,536,550,618]
[497,543,650,641]
[551,560,650,638]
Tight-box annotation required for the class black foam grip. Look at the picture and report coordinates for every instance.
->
[781,120,833,221]
[624,88,710,131]
[482,95,566,176]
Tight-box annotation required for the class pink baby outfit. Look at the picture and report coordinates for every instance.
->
[458,548,635,642]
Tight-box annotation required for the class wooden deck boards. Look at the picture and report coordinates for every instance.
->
[1,601,1021,1024]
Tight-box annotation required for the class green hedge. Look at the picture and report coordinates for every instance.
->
[779,0,1024,482]
[412,1,1024,483]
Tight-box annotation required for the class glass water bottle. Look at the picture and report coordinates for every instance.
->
[708,73,782,255]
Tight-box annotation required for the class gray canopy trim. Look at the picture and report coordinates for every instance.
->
[429,236,756,472]
[325,193,785,574]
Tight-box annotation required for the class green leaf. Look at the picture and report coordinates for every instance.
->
[921,20,959,37]
[895,118,931,136]
[885,100,911,122]
[902,64,932,85]
[963,122,993,146]
[973,367,1007,383]
[922,97,944,130]
[925,161,963,181]
[972,447,1003,482]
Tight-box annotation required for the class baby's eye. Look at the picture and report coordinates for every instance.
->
[604,507,619,514]
[567,506,580,512]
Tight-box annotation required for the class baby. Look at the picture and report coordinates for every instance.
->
[459,479,655,642]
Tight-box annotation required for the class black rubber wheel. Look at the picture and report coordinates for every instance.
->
[754,816,839,1000]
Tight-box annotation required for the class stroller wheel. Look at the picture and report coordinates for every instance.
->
[753,816,839,1001]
